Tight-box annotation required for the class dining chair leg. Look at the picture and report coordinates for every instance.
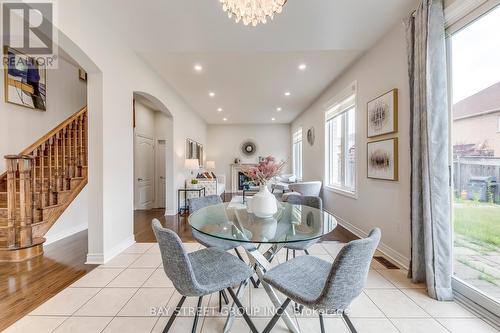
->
[219,291,222,313]
[304,249,310,255]
[235,248,259,288]
[262,298,292,333]
[319,312,325,333]
[163,296,186,333]
[286,249,289,261]
[227,287,259,333]
[293,250,296,258]
[191,296,203,333]
[342,312,358,333]
[221,290,229,304]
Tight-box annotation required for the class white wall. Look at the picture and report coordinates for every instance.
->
[207,124,291,186]
[292,22,412,268]
[54,0,207,263]
[0,56,87,173]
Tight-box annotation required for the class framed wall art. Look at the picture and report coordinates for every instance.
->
[4,46,47,111]
[367,138,398,181]
[367,88,398,138]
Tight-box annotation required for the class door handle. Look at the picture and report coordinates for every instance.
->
[160,177,165,179]
[138,178,143,181]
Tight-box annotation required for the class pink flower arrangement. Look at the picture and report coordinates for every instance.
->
[242,156,286,185]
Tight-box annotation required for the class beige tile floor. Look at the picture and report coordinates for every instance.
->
[4,242,499,333]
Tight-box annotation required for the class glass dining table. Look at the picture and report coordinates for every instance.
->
[189,200,338,333]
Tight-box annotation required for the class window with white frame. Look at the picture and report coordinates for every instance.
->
[292,127,303,180]
[325,85,356,195]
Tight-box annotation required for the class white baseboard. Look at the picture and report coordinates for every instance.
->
[165,209,177,216]
[44,224,88,246]
[86,235,135,264]
[325,209,410,270]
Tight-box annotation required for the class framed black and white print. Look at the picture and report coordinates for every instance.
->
[367,89,398,138]
[367,138,398,181]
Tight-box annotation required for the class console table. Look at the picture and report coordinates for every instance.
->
[178,187,206,214]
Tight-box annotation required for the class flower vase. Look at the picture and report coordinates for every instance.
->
[250,184,277,218]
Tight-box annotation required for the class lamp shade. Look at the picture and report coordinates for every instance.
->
[185,159,200,170]
[206,161,216,170]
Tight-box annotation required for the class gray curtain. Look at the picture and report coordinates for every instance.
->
[405,0,453,301]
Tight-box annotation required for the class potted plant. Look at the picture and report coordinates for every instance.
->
[242,156,285,218]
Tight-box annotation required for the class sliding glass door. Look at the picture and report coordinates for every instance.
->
[449,3,500,315]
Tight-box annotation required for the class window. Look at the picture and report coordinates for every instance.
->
[448,3,500,316]
[325,86,356,196]
[292,127,303,180]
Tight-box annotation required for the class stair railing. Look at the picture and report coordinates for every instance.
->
[3,106,87,249]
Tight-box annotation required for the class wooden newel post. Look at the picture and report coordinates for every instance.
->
[4,155,18,248]
[18,155,33,247]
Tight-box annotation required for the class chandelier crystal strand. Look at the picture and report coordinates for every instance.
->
[219,0,286,26]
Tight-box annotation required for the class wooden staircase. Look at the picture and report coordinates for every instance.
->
[0,107,88,262]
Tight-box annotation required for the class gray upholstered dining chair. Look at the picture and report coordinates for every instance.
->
[152,219,258,333]
[284,195,323,260]
[188,195,258,289]
[261,228,381,333]
[283,181,322,201]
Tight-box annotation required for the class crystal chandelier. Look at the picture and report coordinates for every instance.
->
[220,0,287,27]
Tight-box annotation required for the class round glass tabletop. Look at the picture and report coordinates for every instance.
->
[188,201,337,244]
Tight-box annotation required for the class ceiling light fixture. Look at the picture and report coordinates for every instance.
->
[298,63,307,70]
[194,64,203,72]
[223,117,228,121]
[284,91,291,97]
[276,107,282,112]
[217,108,223,112]
[209,92,215,97]
[220,0,287,27]
[271,117,276,121]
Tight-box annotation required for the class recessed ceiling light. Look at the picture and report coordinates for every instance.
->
[271,117,276,121]
[223,117,228,121]
[284,91,291,97]
[276,107,282,112]
[209,92,215,97]
[194,64,203,72]
[298,63,307,70]
[217,108,223,112]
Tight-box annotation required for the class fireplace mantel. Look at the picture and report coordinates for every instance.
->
[230,163,257,192]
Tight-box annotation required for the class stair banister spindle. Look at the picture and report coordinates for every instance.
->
[31,149,38,221]
[73,119,79,177]
[54,132,61,192]
[47,138,54,205]
[62,128,67,190]
[18,155,33,247]
[4,155,18,248]
[67,123,73,181]
[40,143,46,208]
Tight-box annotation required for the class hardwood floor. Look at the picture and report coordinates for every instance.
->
[0,230,96,331]
[1,196,357,331]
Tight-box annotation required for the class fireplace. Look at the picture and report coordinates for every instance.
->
[230,163,257,192]
[238,172,251,190]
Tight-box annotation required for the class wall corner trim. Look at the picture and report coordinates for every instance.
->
[86,235,136,265]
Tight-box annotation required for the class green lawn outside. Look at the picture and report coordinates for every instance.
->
[454,200,500,247]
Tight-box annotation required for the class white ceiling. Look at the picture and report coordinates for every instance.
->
[88,0,416,124]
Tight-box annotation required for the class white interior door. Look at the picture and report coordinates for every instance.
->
[134,134,155,210]
[156,140,166,208]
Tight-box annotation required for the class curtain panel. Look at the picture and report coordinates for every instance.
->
[405,0,453,301]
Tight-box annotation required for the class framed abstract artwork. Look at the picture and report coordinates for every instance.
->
[186,139,204,167]
[367,138,398,181]
[3,46,47,111]
[367,89,398,138]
